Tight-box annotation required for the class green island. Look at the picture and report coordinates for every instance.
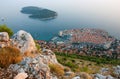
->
[21,6,57,20]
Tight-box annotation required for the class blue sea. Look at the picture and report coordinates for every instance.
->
[0,0,120,41]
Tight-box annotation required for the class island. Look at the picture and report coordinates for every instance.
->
[21,6,57,20]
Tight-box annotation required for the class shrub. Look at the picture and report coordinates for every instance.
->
[0,24,13,37]
[24,51,37,58]
[80,72,92,79]
[65,62,74,68]
[34,40,41,52]
[62,57,67,61]
[64,62,79,72]
[49,64,64,76]
[71,59,75,63]
[80,67,89,72]
[64,67,70,72]
[36,43,41,51]
[0,47,22,68]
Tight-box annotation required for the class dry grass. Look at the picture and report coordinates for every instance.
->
[0,46,22,68]
[49,64,64,76]
[23,51,37,58]
[80,72,93,79]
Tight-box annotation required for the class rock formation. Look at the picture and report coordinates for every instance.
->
[113,65,120,78]
[9,48,62,79]
[0,32,10,48]
[14,72,28,79]
[12,30,37,53]
[72,76,80,79]
[0,30,63,79]
[42,49,60,64]
[94,73,115,79]
[0,32,9,41]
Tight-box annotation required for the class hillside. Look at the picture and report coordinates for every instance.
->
[0,27,120,79]
[0,30,64,79]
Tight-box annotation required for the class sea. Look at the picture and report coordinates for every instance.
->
[0,0,120,41]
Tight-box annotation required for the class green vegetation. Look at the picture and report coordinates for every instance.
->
[56,55,102,74]
[36,43,41,51]
[56,55,79,72]
[55,52,120,65]
[56,55,117,75]
[0,47,22,68]
[35,40,41,52]
[80,67,89,72]
[64,62,79,72]
[55,52,120,74]
[21,6,57,20]
[0,24,13,37]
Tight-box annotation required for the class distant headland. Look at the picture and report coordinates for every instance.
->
[21,6,57,20]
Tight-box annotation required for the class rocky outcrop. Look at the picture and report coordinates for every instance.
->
[14,72,28,79]
[12,30,37,53]
[94,73,115,79]
[72,72,93,79]
[72,76,80,79]
[0,32,9,42]
[0,32,10,48]
[113,65,120,78]
[0,67,18,79]
[42,49,60,64]
[98,66,120,78]
[9,49,61,79]
[0,30,63,79]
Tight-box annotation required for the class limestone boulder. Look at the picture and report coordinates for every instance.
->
[113,65,120,78]
[72,76,80,79]
[94,73,115,79]
[14,72,28,79]
[9,54,52,79]
[0,32,9,41]
[12,30,37,53]
[9,48,62,79]
[42,49,59,64]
